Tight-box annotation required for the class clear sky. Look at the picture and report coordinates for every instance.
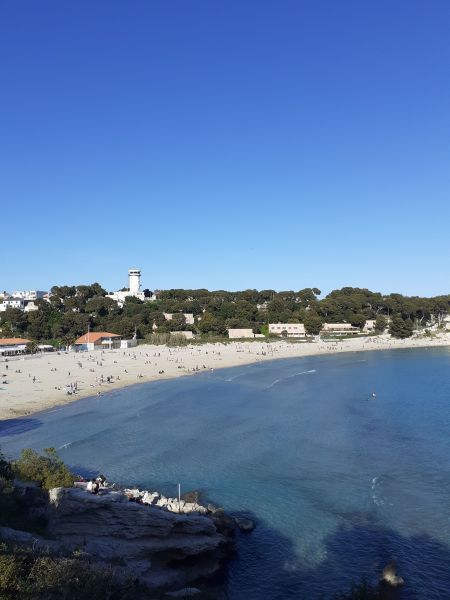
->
[1,1,450,296]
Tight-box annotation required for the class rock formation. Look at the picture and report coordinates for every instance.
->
[6,485,235,595]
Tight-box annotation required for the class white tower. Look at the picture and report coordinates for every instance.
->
[128,269,141,295]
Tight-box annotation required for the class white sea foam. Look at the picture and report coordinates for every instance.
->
[371,475,385,507]
[225,372,246,382]
[58,442,72,450]
[265,369,316,389]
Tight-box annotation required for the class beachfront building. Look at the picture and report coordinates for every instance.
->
[268,323,306,338]
[0,338,31,356]
[73,332,121,351]
[106,268,148,307]
[321,323,359,336]
[228,328,257,339]
[163,313,195,325]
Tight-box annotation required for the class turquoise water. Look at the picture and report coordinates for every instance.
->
[1,348,450,599]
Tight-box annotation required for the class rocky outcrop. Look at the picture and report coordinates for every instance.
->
[43,486,232,592]
[133,489,208,515]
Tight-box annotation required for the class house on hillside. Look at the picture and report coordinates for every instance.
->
[0,338,31,356]
[163,313,195,325]
[363,319,376,333]
[0,298,26,312]
[73,332,121,351]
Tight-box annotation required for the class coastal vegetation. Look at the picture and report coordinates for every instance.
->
[0,542,137,600]
[0,447,73,530]
[2,284,450,345]
[13,447,74,490]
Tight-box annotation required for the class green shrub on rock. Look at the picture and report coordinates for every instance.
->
[14,447,74,490]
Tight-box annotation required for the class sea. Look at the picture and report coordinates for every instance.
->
[1,348,450,599]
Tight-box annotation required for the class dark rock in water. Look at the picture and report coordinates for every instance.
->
[181,490,201,504]
[207,503,218,514]
[380,561,404,587]
[211,512,236,537]
[234,517,255,533]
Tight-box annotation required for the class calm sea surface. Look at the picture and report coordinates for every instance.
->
[1,348,450,599]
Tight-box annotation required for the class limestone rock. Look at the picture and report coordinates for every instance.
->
[45,486,232,592]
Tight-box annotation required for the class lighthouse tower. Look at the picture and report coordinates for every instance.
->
[128,269,141,295]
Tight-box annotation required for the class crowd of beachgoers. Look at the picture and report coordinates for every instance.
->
[1,333,450,420]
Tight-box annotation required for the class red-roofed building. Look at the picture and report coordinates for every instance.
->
[74,332,121,351]
[0,338,31,355]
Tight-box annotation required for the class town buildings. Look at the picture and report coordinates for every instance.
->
[12,290,47,301]
[0,290,47,312]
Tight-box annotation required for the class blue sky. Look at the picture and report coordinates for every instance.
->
[1,1,450,296]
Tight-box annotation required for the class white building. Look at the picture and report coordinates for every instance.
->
[163,313,195,325]
[0,298,26,312]
[268,323,306,338]
[0,338,31,355]
[228,328,257,339]
[12,290,47,300]
[24,302,39,313]
[74,331,122,351]
[363,319,376,333]
[0,291,46,312]
[321,323,359,335]
[106,268,147,307]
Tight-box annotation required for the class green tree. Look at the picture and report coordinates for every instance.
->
[197,312,225,335]
[14,448,74,489]
[168,313,186,331]
[303,313,323,335]
[389,316,414,339]
[26,311,51,340]
[350,314,366,329]
[374,315,387,333]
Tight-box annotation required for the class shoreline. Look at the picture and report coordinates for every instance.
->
[1,334,450,421]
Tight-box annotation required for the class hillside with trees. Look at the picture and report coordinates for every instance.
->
[1,284,449,345]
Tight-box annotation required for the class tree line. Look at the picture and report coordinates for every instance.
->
[1,284,449,344]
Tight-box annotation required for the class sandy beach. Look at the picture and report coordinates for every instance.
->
[1,333,450,420]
